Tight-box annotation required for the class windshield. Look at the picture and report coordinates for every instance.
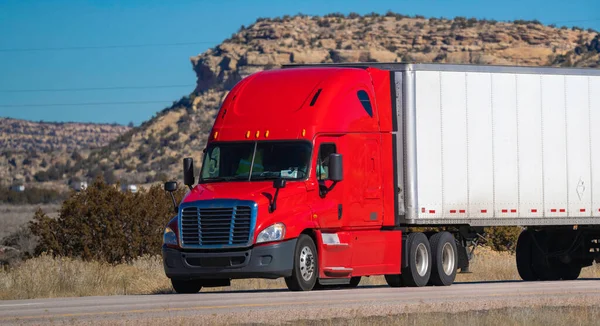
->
[200,141,312,183]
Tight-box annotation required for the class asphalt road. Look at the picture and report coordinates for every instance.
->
[2,280,600,325]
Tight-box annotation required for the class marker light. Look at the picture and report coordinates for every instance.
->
[246,131,251,138]
[255,130,260,138]
[265,130,270,138]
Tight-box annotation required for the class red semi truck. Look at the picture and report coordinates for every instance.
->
[162,63,600,293]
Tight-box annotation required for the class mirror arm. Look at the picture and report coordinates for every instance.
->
[168,192,178,213]
[269,188,281,213]
[319,181,338,198]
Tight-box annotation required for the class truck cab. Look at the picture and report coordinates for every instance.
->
[162,66,405,292]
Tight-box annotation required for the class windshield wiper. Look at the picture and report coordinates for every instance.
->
[251,170,307,181]
[201,175,248,182]
[250,171,281,181]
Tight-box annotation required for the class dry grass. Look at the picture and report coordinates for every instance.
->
[285,305,600,326]
[38,305,600,326]
[0,254,170,300]
[3,246,600,300]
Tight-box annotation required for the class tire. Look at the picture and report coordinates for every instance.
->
[171,279,202,294]
[384,274,403,287]
[401,233,432,287]
[531,231,560,281]
[557,262,582,280]
[516,230,538,281]
[285,235,318,291]
[429,232,458,286]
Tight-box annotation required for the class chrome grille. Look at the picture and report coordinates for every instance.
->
[180,205,253,247]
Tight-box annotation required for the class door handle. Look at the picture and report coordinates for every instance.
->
[338,204,343,220]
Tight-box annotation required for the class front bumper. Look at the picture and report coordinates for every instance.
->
[162,238,297,280]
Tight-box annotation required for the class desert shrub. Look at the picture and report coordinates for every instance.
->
[0,188,66,204]
[29,178,186,263]
[317,20,331,28]
[33,171,49,182]
[324,12,344,18]
[514,19,542,25]
[102,170,117,184]
[484,226,522,252]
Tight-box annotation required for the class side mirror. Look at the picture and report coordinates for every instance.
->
[328,153,343,182]
[183,158,195,189]
[164,181,177,192]
[273,178,287,189]
[164,181,178,213]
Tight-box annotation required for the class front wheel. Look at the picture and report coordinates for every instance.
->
[171,279,202,294]
[285,235,318,291]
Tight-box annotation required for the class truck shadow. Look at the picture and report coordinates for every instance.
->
[153,288,290,295]
[152,279,600,295]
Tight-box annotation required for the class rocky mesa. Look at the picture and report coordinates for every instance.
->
[3,13,600,188]
[0,118,129,187]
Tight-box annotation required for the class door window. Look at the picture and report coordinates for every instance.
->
[317,144,337,181]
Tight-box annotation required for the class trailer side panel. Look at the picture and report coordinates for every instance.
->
[402,67,600,226]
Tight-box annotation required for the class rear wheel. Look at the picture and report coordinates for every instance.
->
[285,235,318,291]
[429,232,458,286]
[556,262,582,280]
[516,230,538,281]
[531,232,560,281]
[171,279,202,294]
[401,233,432,287]
[384,274,403,287]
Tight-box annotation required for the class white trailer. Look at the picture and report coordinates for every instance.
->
[386,63,600,281]
[389,64,600,227]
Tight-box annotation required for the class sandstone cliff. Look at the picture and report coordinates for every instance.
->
[4,13,599,187]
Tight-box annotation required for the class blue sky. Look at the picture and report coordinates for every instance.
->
[1,0,598,126]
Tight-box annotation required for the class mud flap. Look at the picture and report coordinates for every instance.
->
[456,239,470,273]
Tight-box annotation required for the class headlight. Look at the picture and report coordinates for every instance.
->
[256,223,286,244]
[163,227,178,246]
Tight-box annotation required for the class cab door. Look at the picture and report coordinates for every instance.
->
[307,136,344,230]
[340,134,383,228]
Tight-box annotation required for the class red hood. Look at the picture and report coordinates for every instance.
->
[182,181,307,206]
[182,181,314,240]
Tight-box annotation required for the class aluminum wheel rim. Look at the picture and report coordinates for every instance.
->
[299,246,315,282]
[415,243,429,277]
[442,242,455,276]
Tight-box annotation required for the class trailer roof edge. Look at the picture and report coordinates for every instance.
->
[282,62,600,76]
